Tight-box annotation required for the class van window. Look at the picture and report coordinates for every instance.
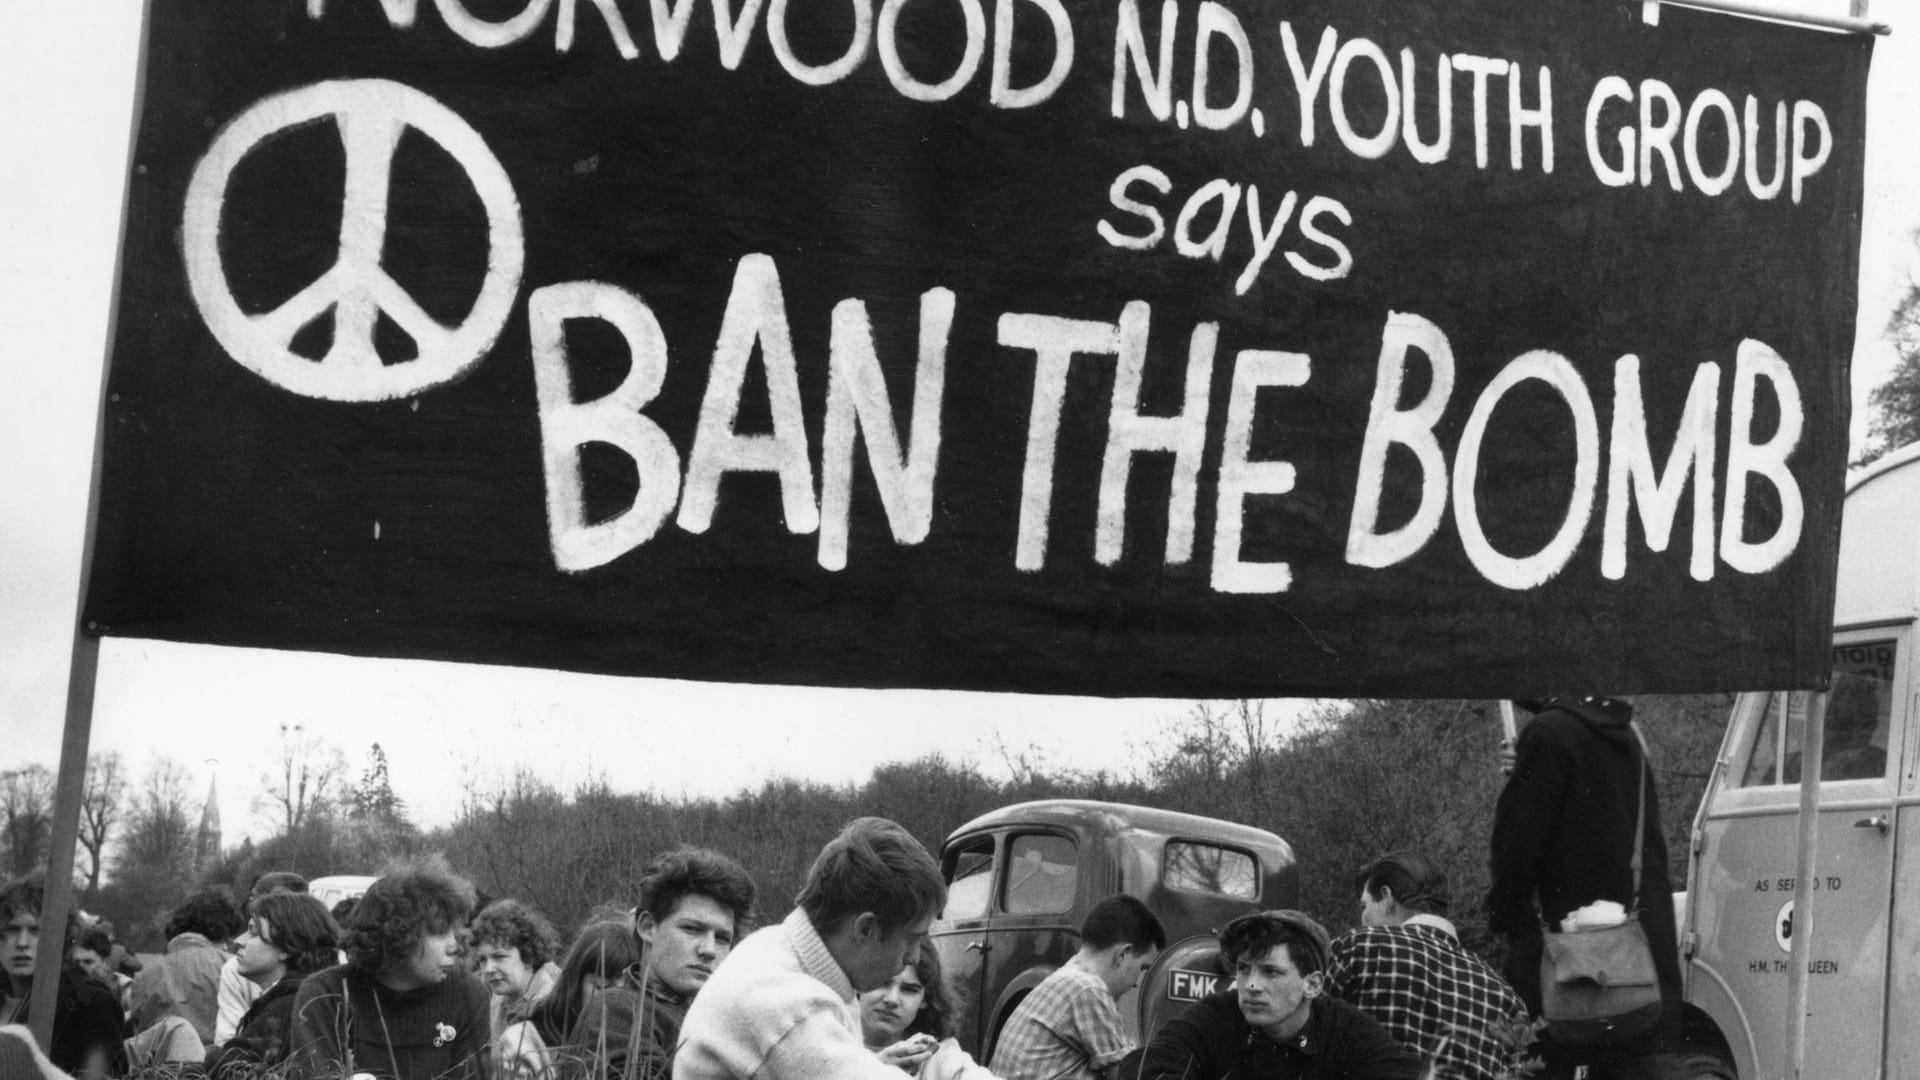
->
[1740,639,1897,786]
[944,839,996,921]
[1003,834,1077,915]
[1163,841,1258,900]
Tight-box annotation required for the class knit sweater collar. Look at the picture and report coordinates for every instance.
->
[783,909,855,1004]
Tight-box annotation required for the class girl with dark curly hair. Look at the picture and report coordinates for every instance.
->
[859,939,956,1074]
[287,866,490,1080]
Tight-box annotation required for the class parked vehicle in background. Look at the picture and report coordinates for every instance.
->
[1678,442,1920,1078]
[930,799,1296,1061]
[306,875,377,911]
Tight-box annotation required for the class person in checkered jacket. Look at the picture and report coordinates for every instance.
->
[1324,852,1528,1080]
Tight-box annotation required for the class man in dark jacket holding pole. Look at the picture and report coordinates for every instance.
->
[1488,695,1684,1079]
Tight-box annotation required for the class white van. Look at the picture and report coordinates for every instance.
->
[1678,442,1920,1078]
[307,874,377,910]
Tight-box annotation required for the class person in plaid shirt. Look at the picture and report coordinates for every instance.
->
[1324,852,1528,1080]
[988,896,1166,1080]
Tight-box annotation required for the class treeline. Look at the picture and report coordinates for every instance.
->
[434,696,1729,954]
[0,736,423,950]
[4,696,1728,955]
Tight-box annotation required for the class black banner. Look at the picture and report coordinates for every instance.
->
[85,0,1871,697]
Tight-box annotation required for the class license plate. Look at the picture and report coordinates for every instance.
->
[1167,969,1220,1002]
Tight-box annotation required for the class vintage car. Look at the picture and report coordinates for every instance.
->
[929,799,1296,1060]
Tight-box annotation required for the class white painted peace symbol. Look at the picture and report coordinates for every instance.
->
[182,79,524,402]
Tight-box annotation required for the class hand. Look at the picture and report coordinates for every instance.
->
[496,1020,553,1080]
[1499,739,1516,776]
[876,1033,939,1072]
[920,1039,989,1080]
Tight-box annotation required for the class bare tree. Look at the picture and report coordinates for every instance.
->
[259,724,348,834]
[1161,703,1236,786]
[1145,700,1281,804]
[1,765,55,876]
[78,753,127,897]
[988,732,1058,793]
[116,757,197,882]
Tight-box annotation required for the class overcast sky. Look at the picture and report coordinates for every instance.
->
[3,3,1915,844]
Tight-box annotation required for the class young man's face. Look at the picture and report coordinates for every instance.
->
[639,894,737,999]
[1359,887,1399,928]
[1233,944,1320,1040]
[847,912,933,995]
[234,916,289,983]
[1100,943,1161,998]
[70,945,109,982]
[4,911,40,982]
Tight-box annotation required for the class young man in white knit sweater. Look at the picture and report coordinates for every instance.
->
[675,817,997,1080]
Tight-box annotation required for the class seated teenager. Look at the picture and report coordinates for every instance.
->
[0,877,126,1078]
[204,891,341,1078]
[1140,910,1421,1080]
[129,889,242,1047]
[990,895,1165,1080]
[520,917,642,1052]
[214,872,311,1046]
[287,866,490,1080]
[860,939,956,1075]
[471,900,561,1041]
[68,928,132,1020]
[562,847,757,1080]
[470,898,561,1078]
[675,817,994,1080]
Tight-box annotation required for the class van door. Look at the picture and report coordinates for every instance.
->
[1692,630,1906,1077]
[1879,632,1920,1080]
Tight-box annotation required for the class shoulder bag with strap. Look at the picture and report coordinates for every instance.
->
[1537,720,1664,1049]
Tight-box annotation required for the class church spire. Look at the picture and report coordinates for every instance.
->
[194,773,223,873]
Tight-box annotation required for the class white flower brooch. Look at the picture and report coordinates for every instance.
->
[433,1022,457,1047]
